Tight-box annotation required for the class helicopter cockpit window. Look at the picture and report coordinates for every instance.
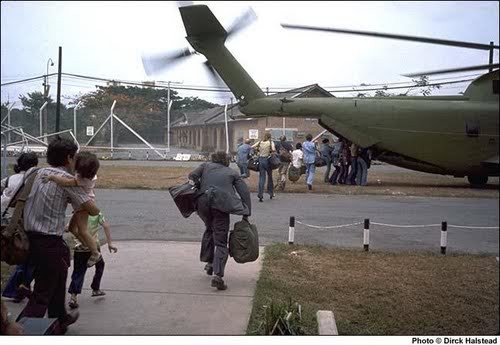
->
[465,119,480,137]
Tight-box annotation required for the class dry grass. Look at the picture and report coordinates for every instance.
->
[248,244,499,335]
[94,164,499,198]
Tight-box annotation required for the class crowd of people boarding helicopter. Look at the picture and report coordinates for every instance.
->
[236,132,372,202]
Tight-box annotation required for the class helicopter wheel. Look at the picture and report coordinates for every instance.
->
[467,175,488,187]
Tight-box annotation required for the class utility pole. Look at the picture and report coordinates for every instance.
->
[489,41,494,72]
[55,47,62,132]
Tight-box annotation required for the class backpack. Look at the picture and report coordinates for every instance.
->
[288,166,301,182]
[229,219,259,263]
[1,168,39,265]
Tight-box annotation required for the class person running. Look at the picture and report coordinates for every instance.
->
[236,138,253,178]
[43,151,102,267]
[68,212,117,309]
[189,151,251,290]
[320,138,333,182]
[17,137,100,333]
[302,134,317,191]
[251,132,276,202]
[275,135,293,191]
[1,152,39,302]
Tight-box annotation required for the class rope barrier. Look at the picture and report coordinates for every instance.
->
[290,216,498,254]
[295,220,363,229]
[371,222,441,228]
[447,224,499,229]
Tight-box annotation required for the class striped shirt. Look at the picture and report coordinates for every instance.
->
[23,166,91,236]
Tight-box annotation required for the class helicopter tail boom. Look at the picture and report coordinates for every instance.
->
[179,5,265,102]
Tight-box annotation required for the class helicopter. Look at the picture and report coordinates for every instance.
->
[143,4,499,187]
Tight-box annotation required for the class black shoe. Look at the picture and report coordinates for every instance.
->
[259,197,263,202]
[269,193,275,199]
[204,263,213,276]
[211,276,228,290]
[307,184,312,190]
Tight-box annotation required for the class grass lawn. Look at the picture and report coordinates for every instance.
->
[247,244,499,335]
[3,161,499,197]
[95,164,499,198]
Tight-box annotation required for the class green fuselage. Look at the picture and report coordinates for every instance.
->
[242,97,499,176]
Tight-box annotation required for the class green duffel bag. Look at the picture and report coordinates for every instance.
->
[229,219,259,263]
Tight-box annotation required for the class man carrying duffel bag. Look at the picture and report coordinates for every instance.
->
[188,151,252,291]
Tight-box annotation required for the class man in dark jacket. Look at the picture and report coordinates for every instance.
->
[188,151,252,290]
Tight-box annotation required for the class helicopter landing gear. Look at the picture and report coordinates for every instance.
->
[467,175,488,187]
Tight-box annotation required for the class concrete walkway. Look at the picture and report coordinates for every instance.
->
[5,241,263,335]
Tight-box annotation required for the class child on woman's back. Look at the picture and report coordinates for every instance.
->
[44,151,102,267]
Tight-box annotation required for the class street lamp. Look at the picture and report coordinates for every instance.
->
[43,58,55,143]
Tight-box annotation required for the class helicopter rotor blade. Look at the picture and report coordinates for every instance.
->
[281,24,499,51]
[142,47,195,76]
[226,7,257,38]
[203,60,227,89]
[402,63,499,77]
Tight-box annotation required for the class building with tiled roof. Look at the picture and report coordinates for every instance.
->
[169,84,335,154]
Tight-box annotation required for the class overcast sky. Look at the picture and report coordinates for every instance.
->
[1,1,499,106]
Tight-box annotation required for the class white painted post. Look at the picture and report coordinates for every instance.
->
[110,100,116,159]
[363,219,370,251]
[7,102,15,144]
[167,99,173,153]
[73,101,82,141]
[441,221,447,255]
[39,101,48,140]
[224,104,229,154]
[167,81,170,151]
[289,217,295,245]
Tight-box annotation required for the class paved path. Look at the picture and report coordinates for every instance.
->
[6,241,263,335]
[94,190,499,255]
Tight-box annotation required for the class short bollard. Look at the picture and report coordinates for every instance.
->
[441,221,447,255]
[363,218,370,251]
[289,216,295,245]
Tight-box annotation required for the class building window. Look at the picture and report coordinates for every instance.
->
[265,128,297,141]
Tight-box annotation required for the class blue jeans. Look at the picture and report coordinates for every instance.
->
[237,161,249,177]
[356,158,368,186]
[323,156,332,182]
[258,157,273,198]
[2,262,34,299]
[347,157,358,184]
[68,250,105,295]
[305,163,316,185]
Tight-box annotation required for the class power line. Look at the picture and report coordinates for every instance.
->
[2,71,479,95]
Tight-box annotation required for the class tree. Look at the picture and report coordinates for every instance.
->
[70,85,220,144]
[19,91,54,116]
